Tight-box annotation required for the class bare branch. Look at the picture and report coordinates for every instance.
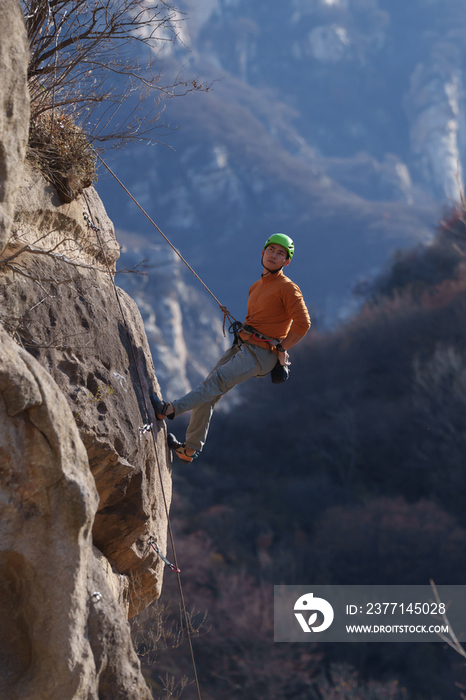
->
[20,0,209,199]
[0,244,109,274]
[21,0,205,147]
[116,258,152,276]
[430,579,466,657]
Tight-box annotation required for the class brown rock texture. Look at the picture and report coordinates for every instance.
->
[0,0,30,256]
[0,325,152,700]
[0,8,175,696]
[1,162,173,617]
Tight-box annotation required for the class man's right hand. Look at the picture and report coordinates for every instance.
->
[278,350,291,366]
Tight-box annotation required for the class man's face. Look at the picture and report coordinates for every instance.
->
[262,243,290,271]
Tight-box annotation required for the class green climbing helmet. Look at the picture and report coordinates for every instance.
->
[264,233,294,260]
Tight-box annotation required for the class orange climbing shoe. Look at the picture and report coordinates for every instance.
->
[167,433,199,464]
[150,394,174,421]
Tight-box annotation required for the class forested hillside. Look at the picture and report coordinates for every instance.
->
[137,207,466,699]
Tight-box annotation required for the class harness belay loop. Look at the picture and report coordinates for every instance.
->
[229,320,281,346]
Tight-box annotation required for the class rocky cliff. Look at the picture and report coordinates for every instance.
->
[0,0,29,254]
[0,3,172,698]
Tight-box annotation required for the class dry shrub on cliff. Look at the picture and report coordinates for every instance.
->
[22,0,201,140]
[28,110,97,202]
[21,0,207,200]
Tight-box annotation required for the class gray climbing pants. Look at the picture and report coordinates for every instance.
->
[170,341,278,452]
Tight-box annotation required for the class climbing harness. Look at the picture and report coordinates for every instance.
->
[230,320,285,353]
[82,193,203,700]
[229,321,289,383]
[149,537,181,573]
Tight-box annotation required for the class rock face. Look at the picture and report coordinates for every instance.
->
[0,170,170,697]
[0,5,177,698]
[405,43,464,202]
[1,163,172,618]
[0,38,174,696]
[0,326,151,700]
[0,0,30,256]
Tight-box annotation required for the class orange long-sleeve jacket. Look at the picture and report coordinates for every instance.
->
[239,269,311,352]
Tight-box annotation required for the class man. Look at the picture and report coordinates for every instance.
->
[151,233,311,463]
